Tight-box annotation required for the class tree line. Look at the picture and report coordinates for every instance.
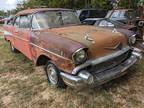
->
[0,0,143,16]
[22,0,141,10]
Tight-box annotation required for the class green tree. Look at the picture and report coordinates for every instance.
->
[19,0,142,11]
[0,10,7,16]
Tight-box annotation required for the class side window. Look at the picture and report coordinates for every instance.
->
[111,11,119,18]
[19,15,30,28]
[32,15,39,29]
[89,10,98,18]
[14,17,20,28]
[119,11,125,18]
[80,11,88,19]
[7,18,14,25]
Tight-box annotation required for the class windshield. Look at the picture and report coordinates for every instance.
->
[33,11,81,29]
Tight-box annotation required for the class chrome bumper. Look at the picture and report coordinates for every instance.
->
[60,50,142,88]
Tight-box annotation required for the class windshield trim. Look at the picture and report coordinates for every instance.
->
[32,10,81,29]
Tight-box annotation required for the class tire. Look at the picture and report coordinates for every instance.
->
[10,43,19,53]
[45,61,67,88]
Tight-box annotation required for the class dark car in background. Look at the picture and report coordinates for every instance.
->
[0,16,3,20]
[76,9,107,22]
[82,18,103,25]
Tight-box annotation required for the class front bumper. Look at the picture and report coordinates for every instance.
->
[60,49,142,88]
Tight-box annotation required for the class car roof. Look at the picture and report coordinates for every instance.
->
[77,8,106,11]
[16,8,72,16]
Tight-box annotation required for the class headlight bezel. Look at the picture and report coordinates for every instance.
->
[72,48,88,65]
[129,34,136,45]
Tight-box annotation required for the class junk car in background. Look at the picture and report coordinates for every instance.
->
[76,9,107,22]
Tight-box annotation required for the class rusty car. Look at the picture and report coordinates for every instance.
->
[3,8,142,88]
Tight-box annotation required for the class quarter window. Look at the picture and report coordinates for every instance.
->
[32,16,40,29]
[14,17,20,28]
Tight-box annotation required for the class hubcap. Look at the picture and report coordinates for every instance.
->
[47,64,58,85]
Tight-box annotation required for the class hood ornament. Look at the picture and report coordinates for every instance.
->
[112,28,118,33]
[85,33,95,44]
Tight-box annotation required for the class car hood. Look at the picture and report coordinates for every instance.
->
[104,27,135,38]
[46,25,128,59]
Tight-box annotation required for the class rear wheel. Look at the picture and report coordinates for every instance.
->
[45,61,67,88]
[10,43,19,53]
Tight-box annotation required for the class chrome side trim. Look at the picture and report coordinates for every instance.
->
[4,30,12,36]
[14,36,29,42]
[30,43,70,60]
[71,46,130,75]
[13,35,70,60]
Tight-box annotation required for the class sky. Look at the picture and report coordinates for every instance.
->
[0,0,24,11]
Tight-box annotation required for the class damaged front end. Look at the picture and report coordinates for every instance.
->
[60,47,142,88]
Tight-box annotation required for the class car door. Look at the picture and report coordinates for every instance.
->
[12,15,32,60]
[13,16,21,51]
[17,14,32,60]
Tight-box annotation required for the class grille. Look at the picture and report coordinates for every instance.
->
[88,50,131,74]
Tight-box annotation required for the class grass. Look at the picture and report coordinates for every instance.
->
[0,26,4,39]
[0,29,144,108]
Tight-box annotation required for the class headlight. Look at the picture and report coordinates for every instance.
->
[129,34,136,45]
[72,49,87,65]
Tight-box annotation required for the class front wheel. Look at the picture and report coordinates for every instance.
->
[45,61,67,88]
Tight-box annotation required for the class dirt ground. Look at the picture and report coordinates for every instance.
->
[0,30,144,108]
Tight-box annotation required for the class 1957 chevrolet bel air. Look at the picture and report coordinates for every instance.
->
[3,8,142,88]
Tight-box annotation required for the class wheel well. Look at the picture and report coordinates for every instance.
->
[5,38,9,42]
[36,55,50,66]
